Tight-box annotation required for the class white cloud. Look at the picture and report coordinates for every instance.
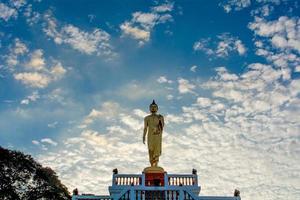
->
[20,91,40,105]
[5,39,67,88]
[10,0,27,9]
[120,2,174,45]
[235,40,247,55]
[37,128,147,194]
[178,78,196,94]
[13,60,67,88]
[249,16,300,53]
[249,16,300,77]
[203,64,295,113]
[6,55,18,68]
[295,65,300,72]
[43,13,62,44]
[195,97,212,107]
[26,49,46,71]
[190,65,197,72]
[120,114,142,131]
[13,38,28,55]
[81,102,121,127]
[220,0,251,13]
[50,61,67,80]
[81,130,110,146]
[14,72,51,88]
[44,88,68,105]
[193,38,214,55]
[157,76,172,83]
[43,12,116,59]
[21,99,29,105]
[23,4,41,26]
[120,22,150,42]
[220,0,282,14]
[216,34,247,57]
[48,121,58,128]
[32,140,40,145]
[133,109,148,118]
[166,94,174,100]
[132,12,159,30]
[28,91,39,101]
[61,25,111,55]
[0,3,17,21]
[0,1,29,22]
[251,4,273,17]
[151,3,174,13]
[6,38,28,68]
[32,138,58,150]
[41,138,58,146]
[165,114,191,124]
[194,33,247,58]
[176,63,300,200]
[216,67,239,81]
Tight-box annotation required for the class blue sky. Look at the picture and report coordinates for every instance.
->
[1,0,300,199]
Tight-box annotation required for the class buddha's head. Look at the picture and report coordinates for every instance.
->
[149,100,158,113]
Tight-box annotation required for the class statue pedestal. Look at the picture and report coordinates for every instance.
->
[143,166,165,186]
[143,166,164,173]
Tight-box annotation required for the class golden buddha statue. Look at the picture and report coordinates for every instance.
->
[143,100,164,172]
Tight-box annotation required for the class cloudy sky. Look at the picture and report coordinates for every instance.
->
[1,0,300,199]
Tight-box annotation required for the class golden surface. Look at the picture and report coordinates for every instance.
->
[143,166,165,173]
[143,101,165,167]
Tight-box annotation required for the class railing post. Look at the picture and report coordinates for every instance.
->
[141,172,145,186]
[164,172,168,187]
[179,189,184,200]
[195,174,198,186]
[112,168,118,186]
[112,174,115,186]
[130,188,135,200]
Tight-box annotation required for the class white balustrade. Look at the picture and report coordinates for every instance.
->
[112,173,197,187]
[113,174,142,186]
[167,174,197,186]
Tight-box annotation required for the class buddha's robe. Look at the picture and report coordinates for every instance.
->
[144,113,164,165]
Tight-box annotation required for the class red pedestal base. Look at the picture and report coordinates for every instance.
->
[145,172,165,186]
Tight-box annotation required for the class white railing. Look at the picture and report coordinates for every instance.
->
[112,173,198,187]
[167,174,197,186]
[113,174,142,186]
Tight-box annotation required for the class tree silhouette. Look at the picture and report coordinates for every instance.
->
[0,146,70,200]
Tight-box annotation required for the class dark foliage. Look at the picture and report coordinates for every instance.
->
[0,146,70,200]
